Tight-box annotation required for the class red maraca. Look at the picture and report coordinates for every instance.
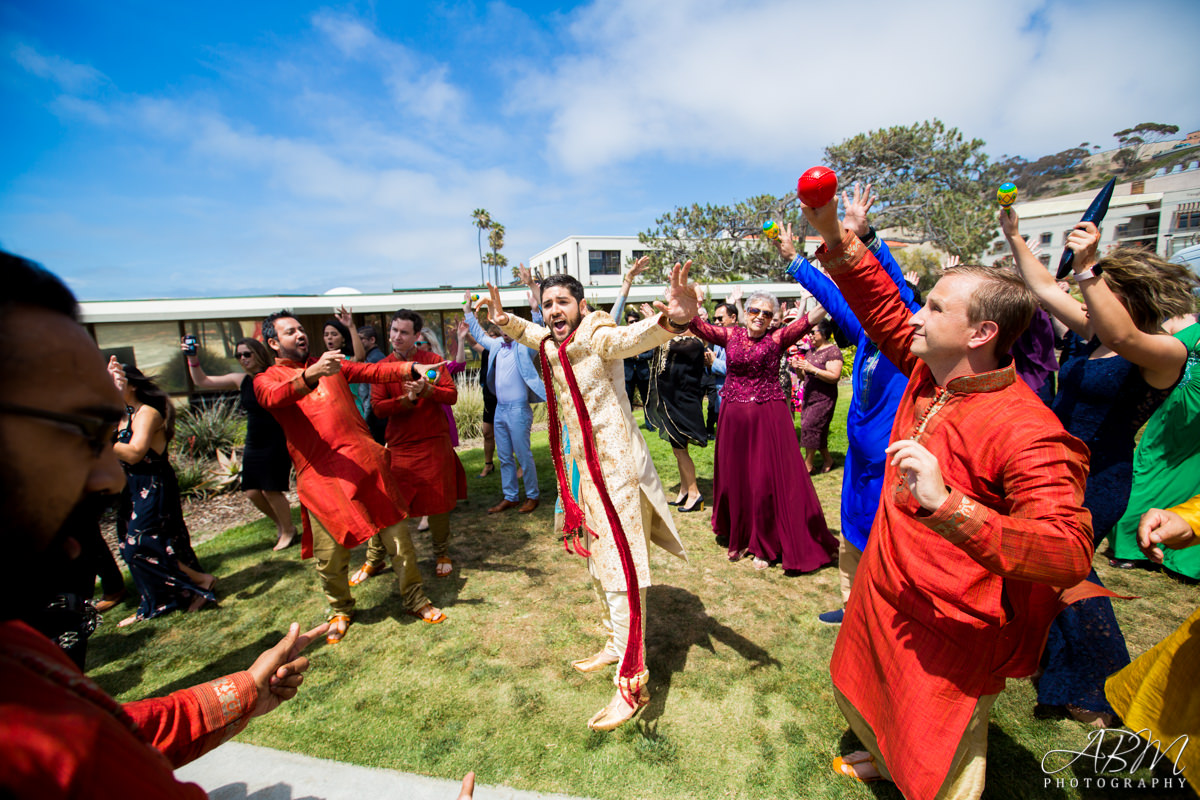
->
[797,166,838,207]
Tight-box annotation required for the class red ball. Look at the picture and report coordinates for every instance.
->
[797,166,838,207]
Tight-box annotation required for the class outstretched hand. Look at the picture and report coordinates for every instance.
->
[1137,508,1197,563]
[625,256,650,283]
[247,622,329,718]
[479,283,509,327]
[998,206,1021,239]
[334,305,354,329]
[773,223,798,262]
[652,261,699,327]
[841,182,876,238]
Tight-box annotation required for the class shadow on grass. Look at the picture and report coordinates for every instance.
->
[830,719,1073,799]
[642,584,780,724]
[144,630,281,698]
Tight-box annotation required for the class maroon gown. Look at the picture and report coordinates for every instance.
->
[689,317,837,572]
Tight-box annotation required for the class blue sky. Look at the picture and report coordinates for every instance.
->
[3,0,1198,300]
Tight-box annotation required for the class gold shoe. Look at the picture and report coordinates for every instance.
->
[571,651,620,674]
[587,688,650,731]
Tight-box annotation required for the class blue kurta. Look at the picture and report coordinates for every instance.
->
[785,238,918,551]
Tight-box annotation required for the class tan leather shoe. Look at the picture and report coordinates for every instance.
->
[488,499,519,514]
[587,688,650,731]
[518,498,540,513]
[571,651,620,674]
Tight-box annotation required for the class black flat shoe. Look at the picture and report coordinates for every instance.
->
[679,495,705,513]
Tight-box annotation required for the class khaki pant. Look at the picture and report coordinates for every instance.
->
[365,512,452,563]
[589,574,648,688]
[834,686,997,800]
[839,536,862,605]
[312,516,429,615]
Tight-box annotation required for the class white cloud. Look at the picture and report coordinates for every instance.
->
[311,10,466,123]
[511,0,1200,172]
[10,42,107,93]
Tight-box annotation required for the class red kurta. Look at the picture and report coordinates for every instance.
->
[371,350,467,515]
[818,231,1101,799]
[0,620,256,799]
[254,358,417,554]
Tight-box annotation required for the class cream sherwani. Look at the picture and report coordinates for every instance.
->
[502,310,687,588]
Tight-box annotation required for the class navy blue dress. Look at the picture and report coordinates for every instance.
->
[117,414,215,621]
[1038,335,1169,716]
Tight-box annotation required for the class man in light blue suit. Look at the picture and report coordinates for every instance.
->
[464,293,546,513]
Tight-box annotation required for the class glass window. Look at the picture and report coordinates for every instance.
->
[1177,211,1200,230]
[94,320,188,394]
[1039,232,1052,245]
[588,250,621,275]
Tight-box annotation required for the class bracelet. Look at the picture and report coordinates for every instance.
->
[187,360,200,367]
[662,317,689,333]
[859,226,877,248]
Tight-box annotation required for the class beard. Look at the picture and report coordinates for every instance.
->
[1,488,115,625]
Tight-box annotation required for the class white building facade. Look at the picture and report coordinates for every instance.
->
[528,235,653,286]
[982,164,1200,268]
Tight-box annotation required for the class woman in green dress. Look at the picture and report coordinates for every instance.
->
[1068,221,1200,579]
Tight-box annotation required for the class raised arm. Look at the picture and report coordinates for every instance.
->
[785,202,921,377]
[687,315,731,347]
[785,258,863,343]
[336,306,366,362]
[1000,210,1090,337]
[112,405,163,464]
[463,291,502,349]
[181,338,246,391]
[481,282,551,351]
[1066,222,1189,389]
[611,256,649,318]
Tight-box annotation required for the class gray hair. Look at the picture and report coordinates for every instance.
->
[745,291,780,314]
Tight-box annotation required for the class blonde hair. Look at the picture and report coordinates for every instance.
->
[1096,247,1200,333]
[942,264,1036,355]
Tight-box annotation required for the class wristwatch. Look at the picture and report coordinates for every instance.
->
[1074,263,1103,281]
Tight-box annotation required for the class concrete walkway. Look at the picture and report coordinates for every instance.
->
[176,742,593,800]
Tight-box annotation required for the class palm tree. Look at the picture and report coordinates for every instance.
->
[487,223,506,284]
[471,208,492,285]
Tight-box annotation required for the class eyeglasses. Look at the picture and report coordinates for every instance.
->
[745,307,774,320]
[416,342,432,349]
[235,351,254,359]
[0,401,122,457]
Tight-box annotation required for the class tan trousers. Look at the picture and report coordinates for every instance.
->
[834,687,997,800]
[589,574,648,687]
[365,512,452,563]
[312,516,429,615]
[839,536,862,605]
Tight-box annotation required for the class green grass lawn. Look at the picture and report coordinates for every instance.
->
[88,386,1197,799]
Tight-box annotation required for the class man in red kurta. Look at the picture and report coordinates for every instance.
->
[784,203,1103,799]
[0,254,324,798]
[254,311,445,643]
[354,309,467,582]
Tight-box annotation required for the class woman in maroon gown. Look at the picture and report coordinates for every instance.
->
[689,292,836,572]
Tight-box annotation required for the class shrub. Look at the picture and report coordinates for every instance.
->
[174,454,212,499]
[454,370,486,442]
[174,399,245,461]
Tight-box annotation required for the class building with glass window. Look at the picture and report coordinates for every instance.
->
[981,165,1200,268]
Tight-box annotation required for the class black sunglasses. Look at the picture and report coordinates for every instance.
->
[0,401,122,457]
[235,351,254,358]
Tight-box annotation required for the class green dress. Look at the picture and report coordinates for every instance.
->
[1109,323,1200,578]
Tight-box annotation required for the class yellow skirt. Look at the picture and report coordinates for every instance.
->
[1105,607,1200,788]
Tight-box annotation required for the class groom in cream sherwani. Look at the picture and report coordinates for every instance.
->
[479,260,698,731]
